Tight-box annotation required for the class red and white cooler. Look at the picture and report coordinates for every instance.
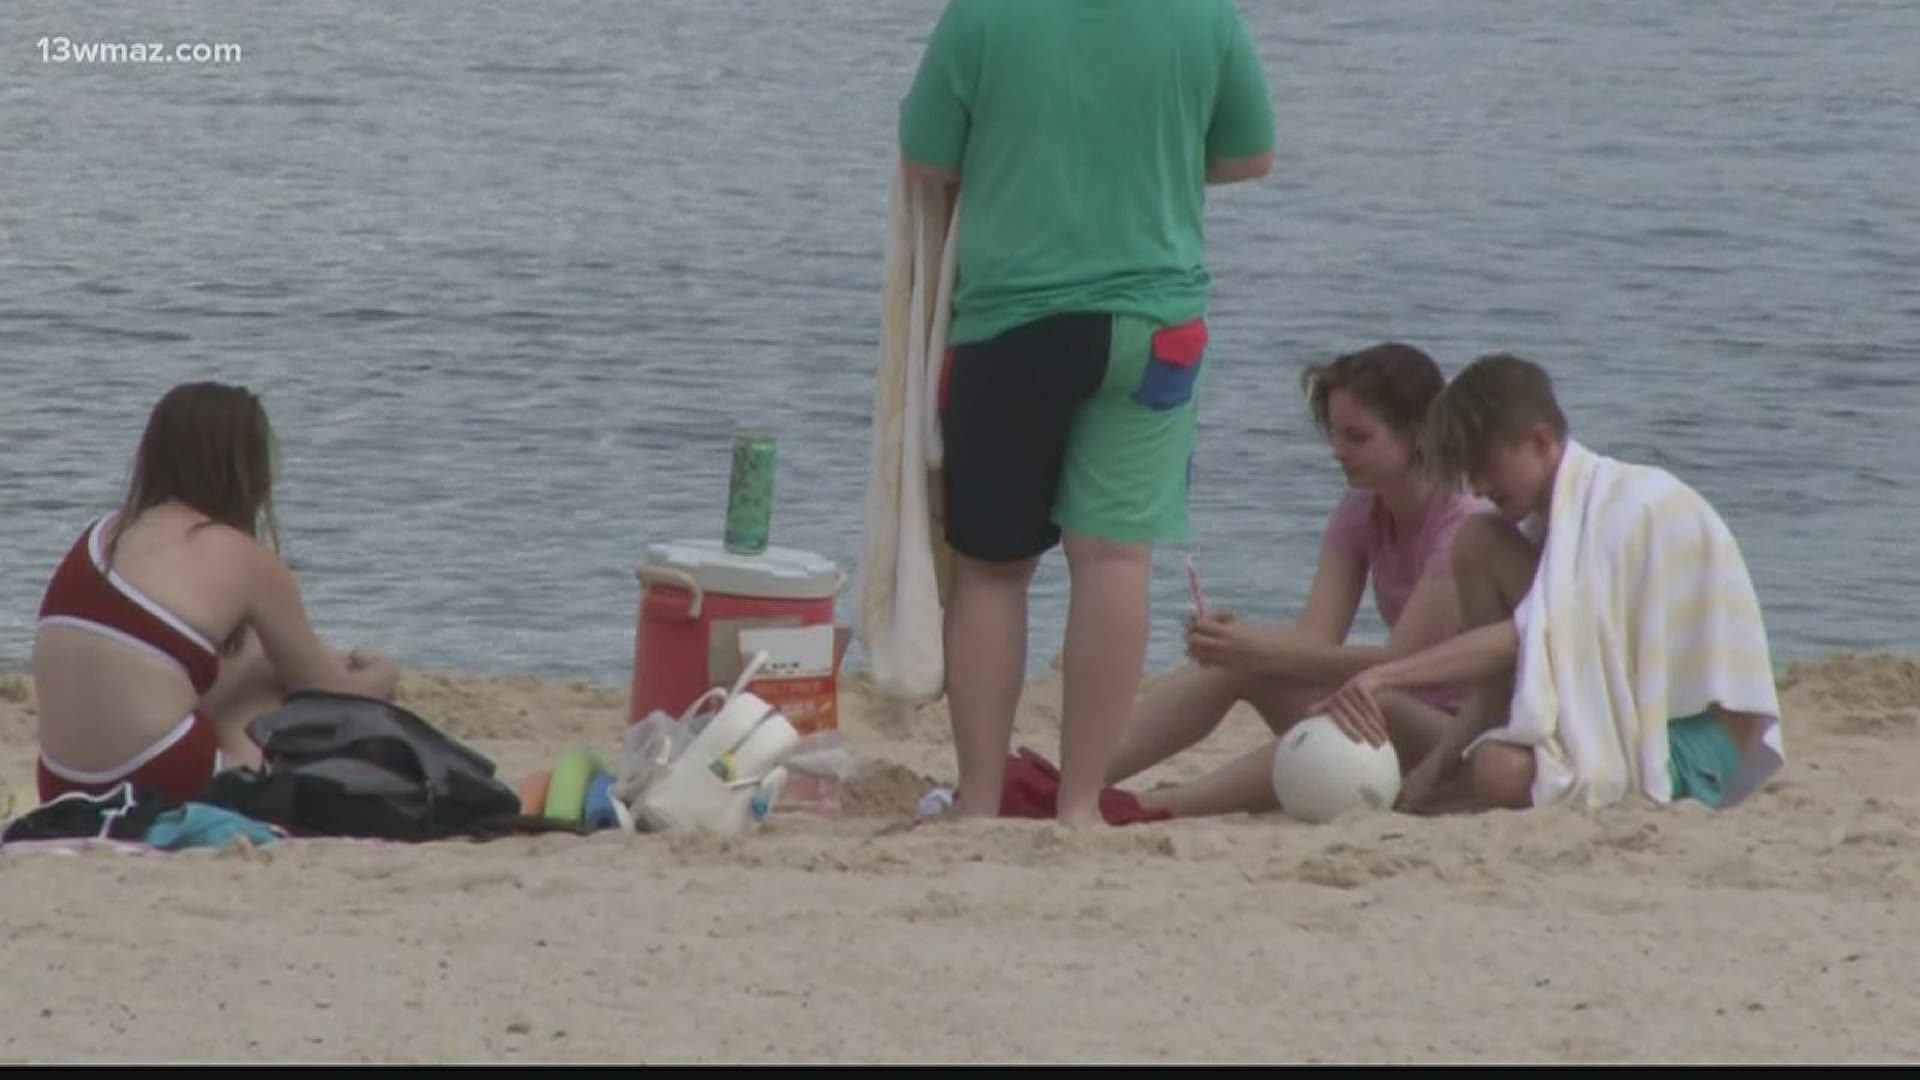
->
[629,540,847,814]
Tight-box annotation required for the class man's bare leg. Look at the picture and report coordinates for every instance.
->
[1468,741,1536,809]
[945,552,1040,818]
[1446,513,1543,811]
[1057,531,1153,828]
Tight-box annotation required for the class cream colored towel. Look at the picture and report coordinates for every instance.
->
[1469,440,1787,809]
[857,168,958,701]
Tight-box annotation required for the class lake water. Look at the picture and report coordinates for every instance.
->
[4,0,1916,686]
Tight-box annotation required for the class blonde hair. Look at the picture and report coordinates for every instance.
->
[1425,353,1569,486]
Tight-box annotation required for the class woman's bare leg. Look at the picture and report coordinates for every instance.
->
[1138,689,1443,819]
[197,632,285,769]
[1104,663,1251,785]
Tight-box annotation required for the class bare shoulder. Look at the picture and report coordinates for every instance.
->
[188,520,283,578]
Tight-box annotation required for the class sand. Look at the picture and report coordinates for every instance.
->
[2,654,1917,1064]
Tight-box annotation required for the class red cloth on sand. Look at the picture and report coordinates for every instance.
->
[996,747,1170,826]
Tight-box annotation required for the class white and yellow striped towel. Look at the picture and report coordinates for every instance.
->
[855,168,958,701]
[1471,440,1787,809]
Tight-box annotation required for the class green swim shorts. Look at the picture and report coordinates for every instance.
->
[1051,314,1203,546]
[1668,711,1741,808]
[942,312,1203,560]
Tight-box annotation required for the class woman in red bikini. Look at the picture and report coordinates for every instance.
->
[32,381,400,805]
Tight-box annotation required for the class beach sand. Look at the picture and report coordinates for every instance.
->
[2,655,1916,1064]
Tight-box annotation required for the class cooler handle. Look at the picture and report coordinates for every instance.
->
[636,564,705,620]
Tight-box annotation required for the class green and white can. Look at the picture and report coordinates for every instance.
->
[723,431,776,555]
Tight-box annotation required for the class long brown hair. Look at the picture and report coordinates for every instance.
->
[110,382,281,565]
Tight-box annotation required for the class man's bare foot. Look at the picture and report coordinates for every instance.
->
[1056,795,1103,829]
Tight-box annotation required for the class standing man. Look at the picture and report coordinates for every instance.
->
[899,0,1275,827]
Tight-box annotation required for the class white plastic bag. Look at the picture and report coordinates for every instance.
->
[613,652,801,835]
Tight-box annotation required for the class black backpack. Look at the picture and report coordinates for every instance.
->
[203,690,543,840]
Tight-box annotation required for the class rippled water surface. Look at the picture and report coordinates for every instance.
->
[4,0,1915,683]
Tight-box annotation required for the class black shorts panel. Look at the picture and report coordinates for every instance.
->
[940,313,1110,562]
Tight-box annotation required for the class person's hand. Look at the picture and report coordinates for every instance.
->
[346,646,387,672]
[345,647,400,696]
[1187,614,1316,675]
[1309,668,1391,748]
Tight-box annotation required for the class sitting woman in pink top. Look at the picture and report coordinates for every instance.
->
[32,381,401,806]
[1105,342,1488,818]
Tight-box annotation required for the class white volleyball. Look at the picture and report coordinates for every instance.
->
[1271,715,1402,823]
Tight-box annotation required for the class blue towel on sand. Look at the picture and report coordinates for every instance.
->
[145,804,283,851]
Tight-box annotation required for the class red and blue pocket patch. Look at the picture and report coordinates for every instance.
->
[1133,318,1208,410]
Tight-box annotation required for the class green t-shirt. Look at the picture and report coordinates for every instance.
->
[899,0,1275,346]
